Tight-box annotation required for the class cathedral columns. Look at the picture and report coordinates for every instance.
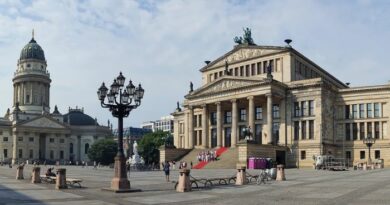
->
[231,99,238,147]
[201,104,208,148]
[216,102,222,148]
[266,93,273,144]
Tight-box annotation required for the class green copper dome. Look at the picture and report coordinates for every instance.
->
[19,38,45,61]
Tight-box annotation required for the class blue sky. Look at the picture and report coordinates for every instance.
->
[0,0,390,127]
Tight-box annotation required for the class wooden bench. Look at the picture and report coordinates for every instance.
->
[40,175,56,183]
[66,178,83,188]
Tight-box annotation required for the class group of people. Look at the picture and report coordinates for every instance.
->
[197,150,218,162]
[161,161,191,182]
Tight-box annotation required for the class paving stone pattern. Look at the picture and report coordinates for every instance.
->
[0,165,390,205]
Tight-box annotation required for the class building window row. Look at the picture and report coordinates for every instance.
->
[193,115,202,128]
[210,58,281,82]
[345,103,381,119]
[294,100,314,117]
[294,120,314,140]
[345,121,381,141]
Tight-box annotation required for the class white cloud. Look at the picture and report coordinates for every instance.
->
[0,0,389,127]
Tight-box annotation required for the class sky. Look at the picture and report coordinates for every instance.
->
[0,0,390,128]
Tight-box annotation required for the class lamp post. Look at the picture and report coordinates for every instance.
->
[97,72,144,192]
[363,134,376,165]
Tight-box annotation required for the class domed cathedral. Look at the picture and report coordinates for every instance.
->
[172,28,390,168]
[0,32,112,165]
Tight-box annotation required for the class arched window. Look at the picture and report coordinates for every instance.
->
[69,143,73,154]
[85,143,89,154]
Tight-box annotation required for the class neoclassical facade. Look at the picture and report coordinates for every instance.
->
[0,35,111,164]
[173,37,390,168]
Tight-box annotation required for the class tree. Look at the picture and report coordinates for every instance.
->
[138,130,171,165]
[87,138,118,165]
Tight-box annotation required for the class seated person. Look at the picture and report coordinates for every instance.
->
[45,167,56,177]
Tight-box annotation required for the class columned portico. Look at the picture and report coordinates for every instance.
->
[216,102,222,148]
[201,104,208,148]
[231,99,238,147]
[266,93,273,144]
[188,107,194,148]
[248,96,255,139]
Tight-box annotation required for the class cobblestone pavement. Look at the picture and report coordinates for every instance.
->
[0,165,390,205]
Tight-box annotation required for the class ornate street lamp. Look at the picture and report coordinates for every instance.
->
[97,72,144,192]
[363,134,376,165]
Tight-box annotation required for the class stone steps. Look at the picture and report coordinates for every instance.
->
[203,148,238,169]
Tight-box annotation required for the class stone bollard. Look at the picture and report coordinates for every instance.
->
[31,167,41,183]
[363,163,367,171]
[235,166,247,185]
[276,164,286,181]
[176,168,191,192]
[56,168,68,189]
[16,164,24,180]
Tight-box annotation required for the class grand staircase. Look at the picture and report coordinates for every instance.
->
[178,147,238,169]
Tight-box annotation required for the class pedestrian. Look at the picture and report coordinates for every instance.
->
[190,161,193,169]
[93,161,97,170]
[163,161,170,182]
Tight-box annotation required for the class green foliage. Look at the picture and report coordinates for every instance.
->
[87,138,117,165]
[138,130,171,164]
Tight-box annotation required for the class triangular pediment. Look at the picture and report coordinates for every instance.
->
[18,116,67,129]
[187,77,268,98]
[201,45,288,71]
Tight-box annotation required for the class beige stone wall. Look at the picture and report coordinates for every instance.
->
[237,141,286,166]
[159,147,191,169]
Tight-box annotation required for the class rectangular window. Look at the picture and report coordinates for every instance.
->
[49,138,55,143]
[223,111,231,124]
[263,61,268,73]
[308,100,314,116]
[18,137,23,142]
[3,149,7,158]
[239,125,246,140]
[309,120,314,139]
[245,65,250,76]
[301,101,307,116]
[214,72,218,80]
[294,102,300,117]
[60,150,64,159]
[272,104,280,119]
[352,104,357,119]
[257,62,261,74]
[294,121,299,140]
[375,150,380,159]
[18,149,22,158]
[29,149,33,158]
[3,137,8,142]
[210,112,217,125]
[199,115,202,127]
[240,66,244,76]
[345,151,351,159]
[360,151,365,159]
[29,137,34,142]
[360,123,365,140]
[301,150,306,160]
[374,103,380,117]
[273,122,279,143]
[50,150,54,159]
[367,122,372,138]
[255,124,262,144]
[60,138,65,143]
[301,121,306,140]
[345,105,350,119]
[251,64,256,75]
[352,123,358,140]
[240,109,247,122]
[367,104,372,118]
[375,122,380,139]
[255,107,262,120]
[359,104,365,118]
[346,123,351,141]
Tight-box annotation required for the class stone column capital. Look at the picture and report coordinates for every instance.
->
[215,102,221,106]
[265,93,273,97]
[231,99,237,103]
[247,96,254,100]
[201,104,207,108]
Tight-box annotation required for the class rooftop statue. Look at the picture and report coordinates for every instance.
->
[234,27,256,45]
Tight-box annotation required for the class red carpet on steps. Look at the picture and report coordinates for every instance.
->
[193,147,228,169]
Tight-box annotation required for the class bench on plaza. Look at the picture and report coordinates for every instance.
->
[66,178,83,188]
[40,175,56,183]
[174,175,237,190]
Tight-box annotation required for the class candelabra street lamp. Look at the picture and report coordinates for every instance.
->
[363,134,376,165]
[97,72,144,192]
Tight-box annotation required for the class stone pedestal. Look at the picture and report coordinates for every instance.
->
[235,166,247,185]
[31,167,41,183]
[111,155,130,191]
[56,168,67,189]
[16,165,24,180]
[176,169,191,192]
[276,164,286,181]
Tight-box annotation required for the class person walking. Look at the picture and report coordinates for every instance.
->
[163,161,170,182]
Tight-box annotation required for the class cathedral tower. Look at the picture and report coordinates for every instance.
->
[13,31,51,114]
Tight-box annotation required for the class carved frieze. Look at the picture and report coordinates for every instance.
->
[213,48,280,67]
